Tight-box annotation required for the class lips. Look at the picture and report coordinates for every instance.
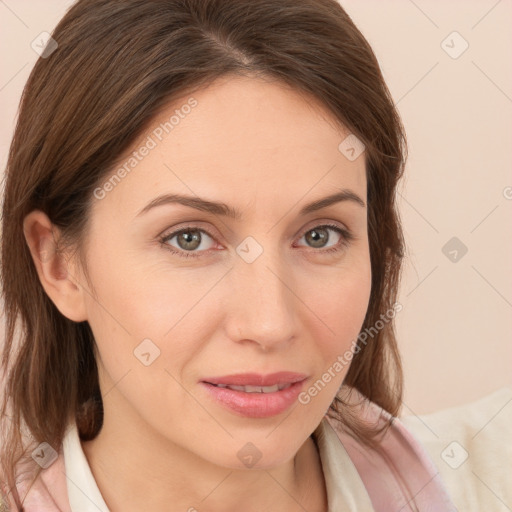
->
[213,383,292,393]
[200,376,307,418]
[201,371,308,388]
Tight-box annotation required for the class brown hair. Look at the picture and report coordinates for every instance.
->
[1,0,407,508]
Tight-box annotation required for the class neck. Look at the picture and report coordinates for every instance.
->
[81,399,327,512]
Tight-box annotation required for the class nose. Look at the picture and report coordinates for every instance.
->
[223,247,298,351]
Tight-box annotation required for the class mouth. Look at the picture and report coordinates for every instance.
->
[199,372,308,418]
[206,382,294,393]
[201,371,308,389]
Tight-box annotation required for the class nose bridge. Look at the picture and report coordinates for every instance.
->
[225,241,297,346]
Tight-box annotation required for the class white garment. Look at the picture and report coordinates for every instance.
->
[400,387,512,512]
[62,423,110,512]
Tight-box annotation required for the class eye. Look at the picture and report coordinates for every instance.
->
[295,224,353,253]
[159,227,217,258]
[158,223,354,259]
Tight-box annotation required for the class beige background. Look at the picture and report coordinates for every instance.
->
[1,0,511,414]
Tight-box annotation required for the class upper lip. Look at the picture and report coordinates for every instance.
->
[202,372,308,387]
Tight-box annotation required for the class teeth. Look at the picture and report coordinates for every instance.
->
[214,383,292,393]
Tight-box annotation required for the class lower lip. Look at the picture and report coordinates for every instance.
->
[200,380,306,418]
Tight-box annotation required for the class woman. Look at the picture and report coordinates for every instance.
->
[0,0,456,510]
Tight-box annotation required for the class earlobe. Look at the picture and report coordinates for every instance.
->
[22,210,88,322]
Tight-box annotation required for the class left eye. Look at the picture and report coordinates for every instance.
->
[159,224,353,259]
[295,225,347,250]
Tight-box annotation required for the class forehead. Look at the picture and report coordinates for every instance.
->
[93,75,366,218]
[168,74,353,158]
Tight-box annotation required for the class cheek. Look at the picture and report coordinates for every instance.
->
[83,233,216,340]
[296,263,371,410]
[305,253,371,369]
[309,259,372,344]
[81,249,226,403]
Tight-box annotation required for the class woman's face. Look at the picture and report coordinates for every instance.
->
[75,75,371,468]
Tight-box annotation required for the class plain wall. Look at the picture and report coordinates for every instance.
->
[1,0,511,414]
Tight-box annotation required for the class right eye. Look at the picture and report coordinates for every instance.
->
[159,226,220,258]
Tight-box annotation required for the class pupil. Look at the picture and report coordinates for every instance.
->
[306,228,327,248]
[178,230,200,250]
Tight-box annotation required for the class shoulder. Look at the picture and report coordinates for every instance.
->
[326,386,457,511]
[1,440,71,511]
[400,387,512,512]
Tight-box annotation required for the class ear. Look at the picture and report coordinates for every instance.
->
[23,209,88,322]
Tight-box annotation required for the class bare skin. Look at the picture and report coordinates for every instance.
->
[24,74,371,511]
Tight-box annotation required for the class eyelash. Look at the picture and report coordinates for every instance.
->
[158,223,354,259]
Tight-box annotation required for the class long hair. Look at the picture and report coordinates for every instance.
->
[0,0,407,508]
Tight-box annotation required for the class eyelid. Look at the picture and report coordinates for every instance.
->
[159,218,350,241]
[296,218,351,239]
[158,221,222,244]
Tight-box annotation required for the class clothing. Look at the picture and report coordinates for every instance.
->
[401,387,512,512]
[1,387,457,511]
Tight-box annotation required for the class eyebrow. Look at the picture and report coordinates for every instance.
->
[135,189,366,220]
